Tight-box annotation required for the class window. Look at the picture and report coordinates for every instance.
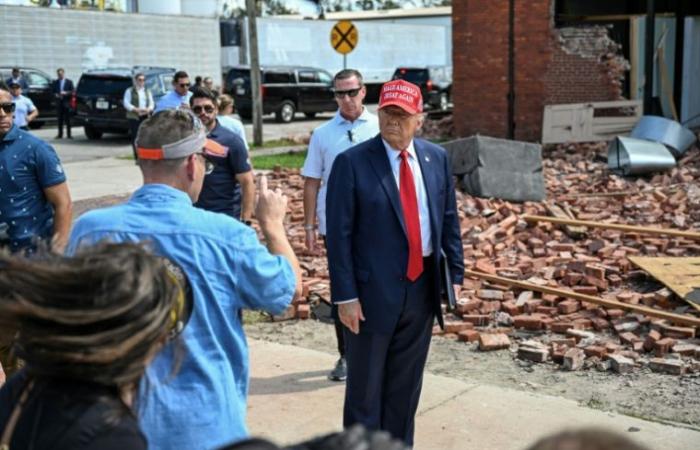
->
[263,71,293,84]
[298,71,318,83]
[318,71,333,85]
[26,71,50,88]
[77,76,131,96]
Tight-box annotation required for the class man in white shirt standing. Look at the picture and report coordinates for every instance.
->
[8,81,38,130]
[123,73,154,160]
[300,69,379,382]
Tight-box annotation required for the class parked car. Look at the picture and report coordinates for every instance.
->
[392,66,452,111]
[72,66,175,140]
[0,66,57,128]
[223,65,337,123]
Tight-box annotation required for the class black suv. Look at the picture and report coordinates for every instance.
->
[0,67,56,129]
[73,67,174,140]
[392,66,452,111]
[224,65,337,123]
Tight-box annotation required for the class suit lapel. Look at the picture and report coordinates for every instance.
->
[367,136,407,237]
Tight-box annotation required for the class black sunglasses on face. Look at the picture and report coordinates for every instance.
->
[333,88,362,98]
[0,103,16,114]
[178,83,191,88]
[192,105,215,114]
[136,78,145,82]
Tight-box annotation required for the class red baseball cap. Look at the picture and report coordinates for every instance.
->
[378,79,423,115]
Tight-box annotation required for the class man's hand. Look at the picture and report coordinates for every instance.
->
[305,228,319,255]
[255,175,287,230]
[338,301,365,334]
[0,361,5,388]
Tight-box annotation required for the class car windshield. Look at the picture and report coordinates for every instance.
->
[394,69,428,84]
[228,69,250,89]
[78,76,131,96]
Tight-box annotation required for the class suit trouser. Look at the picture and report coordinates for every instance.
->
[57,105,71,137]
[343,261,435,446]
[322,236,345,357]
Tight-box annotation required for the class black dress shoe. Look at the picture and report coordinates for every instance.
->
[55,135,62,139]
[328,357,347,382]
[66,136,72,139]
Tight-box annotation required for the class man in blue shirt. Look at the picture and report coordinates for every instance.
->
[8,82,38,130]
[68,109,301,450]
[154,70,193,113]
[190,87,255,222]
[4,68,28,91]
[0,88,72,254]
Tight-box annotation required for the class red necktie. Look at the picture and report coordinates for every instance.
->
[399,150,423,281]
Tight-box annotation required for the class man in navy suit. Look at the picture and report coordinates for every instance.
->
[326,79,464,446]
[52,68,74,139]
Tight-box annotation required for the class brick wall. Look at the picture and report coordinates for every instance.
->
[452,2,627,142]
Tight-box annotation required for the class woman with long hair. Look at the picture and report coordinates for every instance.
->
[0,242,190,449]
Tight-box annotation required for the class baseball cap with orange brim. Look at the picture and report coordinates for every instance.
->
[137,131,228,161]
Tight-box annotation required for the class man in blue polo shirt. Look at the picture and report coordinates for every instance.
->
[154,70,193,113]
[190,87,255,222]
[9,82,38,131]
[68,109,301,450]
[0,88,72,254]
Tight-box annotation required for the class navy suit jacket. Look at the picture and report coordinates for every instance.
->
[52,78,74,107]
[326,135,464,334]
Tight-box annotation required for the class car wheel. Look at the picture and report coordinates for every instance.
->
[275,101,296,123]
[439,92,449,111]
[84,125,103,140]
[304,112,316,119]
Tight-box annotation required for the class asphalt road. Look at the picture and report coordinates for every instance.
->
[32,110,344,163]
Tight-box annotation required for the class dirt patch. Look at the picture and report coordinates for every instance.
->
[245,318,700,429]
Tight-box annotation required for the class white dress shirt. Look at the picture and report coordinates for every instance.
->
[382,138,433,257]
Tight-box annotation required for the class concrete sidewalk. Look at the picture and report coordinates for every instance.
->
[247,339,699,450]
[64,157,142,201]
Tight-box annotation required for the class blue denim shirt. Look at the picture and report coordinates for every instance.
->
[67,184,295,450]
[0,125,66,252]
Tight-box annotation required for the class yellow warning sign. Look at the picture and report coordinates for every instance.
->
[330,20,358,55]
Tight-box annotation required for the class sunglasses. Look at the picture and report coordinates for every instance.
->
[192,105,215,114]
[136,78,145,82]
[0,103,16,114]
[197,153,215,175]
[178,82,191,88]
[333,88,362,98]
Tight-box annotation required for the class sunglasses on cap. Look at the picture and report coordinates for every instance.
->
[0,103,16,114]
[333,87,362,98]
[192,105,215,114]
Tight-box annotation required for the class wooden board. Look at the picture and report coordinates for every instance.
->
[628,256,700,310]
[542,100,643,144]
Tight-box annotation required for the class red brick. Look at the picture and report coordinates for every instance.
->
[296,304,311,320]
[619,332,641,345]
[550,321,573,333]
[462,314,490,326]
[478,333,511,351]
[649,358,686,375]
[563,348,585,371]
[653,338,677,357]
[444,320,474,334]
[457,329,480,343]
[584,345,607,359]
[643,329,662,352]
[513,314,543,330]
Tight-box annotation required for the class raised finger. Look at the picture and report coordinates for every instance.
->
[258,174,269,194]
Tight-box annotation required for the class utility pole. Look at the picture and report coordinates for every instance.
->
[643,0,656,114]
[246,0,263,146]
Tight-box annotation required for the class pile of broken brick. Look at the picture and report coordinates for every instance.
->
[262,139,700,376]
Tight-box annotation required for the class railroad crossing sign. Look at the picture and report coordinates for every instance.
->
[330,20,358,55]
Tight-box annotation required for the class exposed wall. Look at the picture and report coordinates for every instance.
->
[452,1,628,142]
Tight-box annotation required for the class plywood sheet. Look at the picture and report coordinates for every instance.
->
[628,256,700,309]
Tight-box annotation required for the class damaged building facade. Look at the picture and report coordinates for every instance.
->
[452,0,700,142]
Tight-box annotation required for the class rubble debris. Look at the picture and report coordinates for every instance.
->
[630,115,697,157]
[608,136,677,176]
[628,256,700,309]
[259,140,700,375]
[479,333,511,351]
